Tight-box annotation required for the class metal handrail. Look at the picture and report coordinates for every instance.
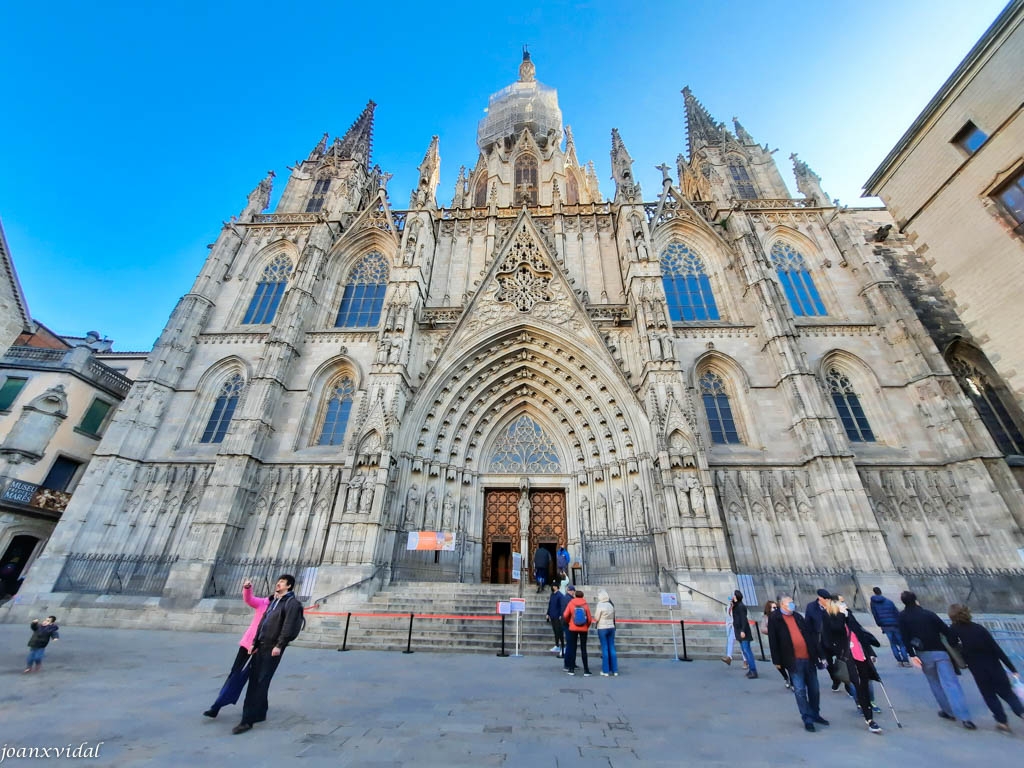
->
[311,564,384,608]
[661,569,728,607]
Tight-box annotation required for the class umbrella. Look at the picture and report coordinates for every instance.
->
[212,658,251,709]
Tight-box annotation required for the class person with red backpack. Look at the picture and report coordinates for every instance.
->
[562,587,593,677]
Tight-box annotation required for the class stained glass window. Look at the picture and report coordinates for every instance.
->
[950,358,1024,455]
[201,373,244,444]
[660,242,720,321]
[827,368,875,443]
[243,254,292,325]
[335,252,389,328]
[699,371,741,444]
[306,177,331,212]
[317,377,355,446]
[770,243,827,317]
[729,162,756,200]
[489,415,561,473]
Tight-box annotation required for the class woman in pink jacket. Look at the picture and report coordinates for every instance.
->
[204,579,269,718]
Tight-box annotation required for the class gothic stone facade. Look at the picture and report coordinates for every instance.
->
[15,55,1024,623]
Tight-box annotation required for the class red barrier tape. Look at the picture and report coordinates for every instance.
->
[304,610,746,626]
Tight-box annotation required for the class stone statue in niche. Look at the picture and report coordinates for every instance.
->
[344,473,364,515]
[404,483,420,529]
[687,476,706,517]
[458,497,470,531]
[388,337,404,365]
[673,472,690,516]
[595,492,608,532]
[518,487,531,528]
[375,340,389,365]
[613,490,625,530]
[358,480,374,515]
[659,332,675,360]
[579,494,592,533]
[424,487,438,530]
[441,492,455,531]
[630,482,646,532]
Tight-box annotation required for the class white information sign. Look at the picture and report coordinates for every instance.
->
[661,592,679,607]
[497,601,512,615]
[512,552,522,580]
[510,597,526,613]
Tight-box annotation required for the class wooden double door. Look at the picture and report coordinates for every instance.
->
[482,488,566,584]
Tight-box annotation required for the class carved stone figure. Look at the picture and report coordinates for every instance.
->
[687,476,706,517]
[388,337,404,365]
[375,340,389,364]
[613,490,625,530]
[659,332,675,360]
[595,492,608,532]
[518,488,531,527]
[345,473,363,515]
[630,482,646,532]
[424,487,438,529]
[358,481,374,515]
[458,497,470,531]
[441,492,455,531]
[674,472,691,517]
[579,494,592,532]
[404,483,420,528]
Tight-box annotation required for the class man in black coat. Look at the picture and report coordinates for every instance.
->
[732,590,758,679]
[233,574,304,735]
[533,546,552,592]
[768,596,829,732]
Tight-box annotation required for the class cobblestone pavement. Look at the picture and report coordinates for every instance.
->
[1,624,1021,767]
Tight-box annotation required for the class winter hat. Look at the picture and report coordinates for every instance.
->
[597,589,610,602]
[567,584,576,592]
[816,588,832,600]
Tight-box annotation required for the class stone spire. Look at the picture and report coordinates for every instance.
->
[410,135,440,209]
[791,153,831,206]
[682,86,727,157]
[564,125,579,166]
[733,117,755,146]
[610,128,640,203]
[307,132,328,161]
[239,170,274,220]
[452,165,467,208]
[586,160,602,202]
[519,45,536,82]
[333,100,376,170]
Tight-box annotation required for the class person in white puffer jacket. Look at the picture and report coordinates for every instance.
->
[592,589,618,677]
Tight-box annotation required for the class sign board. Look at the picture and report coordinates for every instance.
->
[660,592,679,607]
[1,480,37,505]
[406,532,457,551]
[497,601,512,615]
[510,597,526,613]
[511,552,522,580]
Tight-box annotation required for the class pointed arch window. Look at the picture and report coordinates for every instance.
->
[335,252,389,328]
[306,177,331,212]
[728,161,757,199]
[243,254,293,324]
[770,243,827,317]
[514,155,538,205]
[201,373,244,444]
[473,176,488,208]
[317,376,355,446]
[660,242,720,321]
[489,414,561,473]
[950,357,1024,455]
[699,371,741,444]
[565,175,579,205]
[827,368,875,442]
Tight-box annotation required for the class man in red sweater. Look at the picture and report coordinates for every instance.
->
[767,595,830,732]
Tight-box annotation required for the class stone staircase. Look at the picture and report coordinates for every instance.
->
[298,582,739,660]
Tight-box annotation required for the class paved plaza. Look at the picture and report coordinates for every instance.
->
[1,623,1021,767]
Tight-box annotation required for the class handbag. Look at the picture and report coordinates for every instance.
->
[941,635,967,671]
[831,654,851,685]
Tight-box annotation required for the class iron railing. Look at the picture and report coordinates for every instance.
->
[389,532,464,583]
[582,533,658,586]
[205,557,319,601]
[54,553,177,596]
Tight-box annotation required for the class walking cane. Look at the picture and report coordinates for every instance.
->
[876,681,903,728]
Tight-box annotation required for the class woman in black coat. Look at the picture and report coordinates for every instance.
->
[823,597,883,733]
[948,603,1024,732]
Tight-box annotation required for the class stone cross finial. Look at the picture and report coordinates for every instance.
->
[656,163,672,186]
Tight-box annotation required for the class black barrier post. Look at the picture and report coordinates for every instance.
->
[337,612,351,652]
[497,615,508,657]
[402,612,415,654]
[755,621,767,662]
[678,619,693,662]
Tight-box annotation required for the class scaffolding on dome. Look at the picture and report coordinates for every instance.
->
[477,79,563,150]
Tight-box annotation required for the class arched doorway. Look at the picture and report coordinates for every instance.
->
[0,534,41,598]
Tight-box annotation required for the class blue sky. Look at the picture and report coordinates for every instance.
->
[1,0,1009,351]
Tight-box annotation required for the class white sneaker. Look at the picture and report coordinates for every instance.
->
[600,672,610,677]
[550,646,559,653]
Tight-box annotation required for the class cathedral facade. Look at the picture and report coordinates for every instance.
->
[16,53,1024,622]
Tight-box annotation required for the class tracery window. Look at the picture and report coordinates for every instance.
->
[489,414,561,473]
[699,371,741,444]
[660,242,720,321]
[826,368,875,443]
[201,373,244,444]
[306,177,331,212]
[950,357,1024,455]
[514,155,538,205]
[728,161,756,200]
[565,175,579,205]
[770,243,827,317]
[317,376,355,446]
[335,251,389,328]
[243,254,293,324]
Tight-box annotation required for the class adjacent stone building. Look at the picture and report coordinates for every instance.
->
[865,0,1024,482]
[13,51,1024,626]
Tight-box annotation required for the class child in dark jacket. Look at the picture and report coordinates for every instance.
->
[25,616,59,673]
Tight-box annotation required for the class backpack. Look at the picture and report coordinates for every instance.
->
[573,604,587,626]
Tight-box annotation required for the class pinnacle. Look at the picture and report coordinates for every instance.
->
[682,85,725,157]
[335,100,376,169]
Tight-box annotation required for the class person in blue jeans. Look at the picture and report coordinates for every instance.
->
[870,587,909,666]
[732,590,758,679]
[24,616,59,673]
[593,589,618,676]
[898,590,975,729]
[768,596,830,732]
